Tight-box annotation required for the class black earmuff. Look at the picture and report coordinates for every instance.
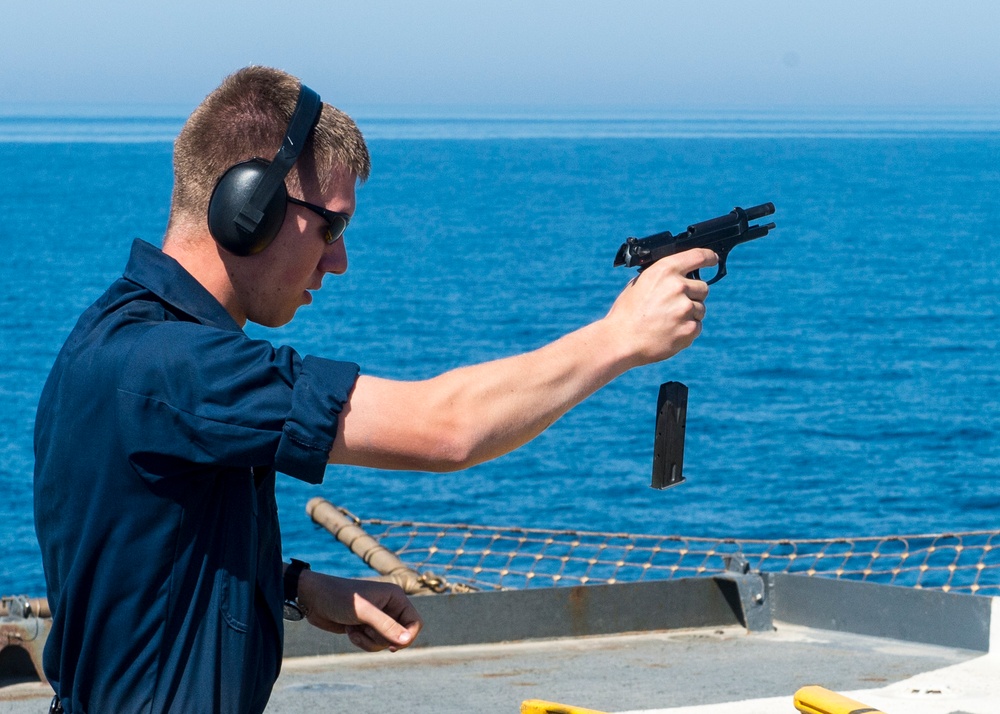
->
[207,84,322,256]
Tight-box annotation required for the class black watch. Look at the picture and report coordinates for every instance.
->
[283,558,311,621]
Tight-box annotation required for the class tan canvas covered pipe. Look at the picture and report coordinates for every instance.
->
[306,497,435,595]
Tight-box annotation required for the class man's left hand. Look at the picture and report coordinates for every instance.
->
[297,571,423,652]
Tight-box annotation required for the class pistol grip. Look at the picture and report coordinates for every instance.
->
[651,381,688,490]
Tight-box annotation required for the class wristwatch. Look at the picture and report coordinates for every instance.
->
[283,558,310,621]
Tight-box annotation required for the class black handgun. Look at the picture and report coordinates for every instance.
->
[618,203,776,490]
[613,202,776,284]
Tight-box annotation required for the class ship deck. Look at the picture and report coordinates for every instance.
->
[2,574,997,713]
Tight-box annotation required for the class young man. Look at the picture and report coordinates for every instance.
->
[34,66,716,712]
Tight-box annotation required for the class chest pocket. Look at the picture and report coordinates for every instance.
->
[217,470,259,633]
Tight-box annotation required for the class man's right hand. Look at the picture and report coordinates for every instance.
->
[602,247,718,369]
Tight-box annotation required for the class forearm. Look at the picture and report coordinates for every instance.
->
[331,318,630,471]
[437,319,629,463]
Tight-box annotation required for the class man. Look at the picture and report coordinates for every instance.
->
[34,66,717,712]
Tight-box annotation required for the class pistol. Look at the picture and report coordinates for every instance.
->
[618,203,776,490]
[613,202,776,284]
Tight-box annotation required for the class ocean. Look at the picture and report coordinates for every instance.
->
[1,110,998,595]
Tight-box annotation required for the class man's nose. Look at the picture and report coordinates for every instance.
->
[320,238,348,275]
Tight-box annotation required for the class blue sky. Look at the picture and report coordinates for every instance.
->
[3,1,999,114]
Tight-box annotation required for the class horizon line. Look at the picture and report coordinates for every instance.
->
[3,102,1000,121]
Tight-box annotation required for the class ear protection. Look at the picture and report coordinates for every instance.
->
[207,84,323,256]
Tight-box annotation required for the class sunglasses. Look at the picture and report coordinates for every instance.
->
[287,197,350,244]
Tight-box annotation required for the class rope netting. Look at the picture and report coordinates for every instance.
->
[319,507,1000,597]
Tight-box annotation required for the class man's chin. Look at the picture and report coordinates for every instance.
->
[250,308,298,329]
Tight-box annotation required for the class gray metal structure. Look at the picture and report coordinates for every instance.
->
[1,574,994,713]
[283,573,993,658]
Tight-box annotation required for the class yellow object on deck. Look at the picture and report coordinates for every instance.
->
[793,685,886,714]
[520,700,609,714]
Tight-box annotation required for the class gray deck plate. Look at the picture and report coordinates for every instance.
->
[264,623,977,713]
[1,576,992,713]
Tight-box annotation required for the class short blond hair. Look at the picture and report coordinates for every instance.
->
[168,66,370,229]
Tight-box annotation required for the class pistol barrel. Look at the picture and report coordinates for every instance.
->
[745,202,775,220]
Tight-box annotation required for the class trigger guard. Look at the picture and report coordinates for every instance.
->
[705,261,728,285]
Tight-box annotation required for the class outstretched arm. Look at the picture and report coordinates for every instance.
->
[329,248,717,472]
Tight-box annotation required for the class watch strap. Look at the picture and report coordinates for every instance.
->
[283,558,310,605]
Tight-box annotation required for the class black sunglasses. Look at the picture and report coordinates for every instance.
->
[287,197,350,244]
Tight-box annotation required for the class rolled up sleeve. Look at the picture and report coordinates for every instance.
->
[274,355,359,483]
[117,322,359,483]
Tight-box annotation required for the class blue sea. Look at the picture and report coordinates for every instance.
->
[1,109,998,596]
